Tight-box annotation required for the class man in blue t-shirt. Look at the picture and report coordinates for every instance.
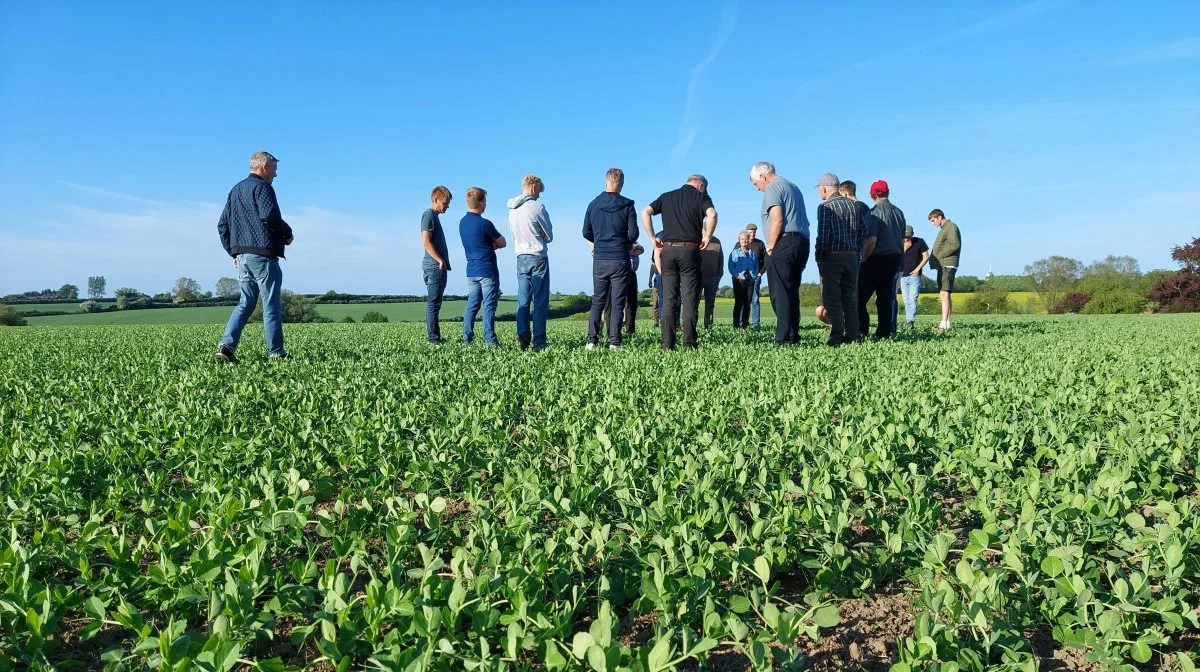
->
[458,187,507,345]
[420,185,453,343]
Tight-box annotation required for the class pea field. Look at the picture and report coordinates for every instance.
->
[2,315,1198,671]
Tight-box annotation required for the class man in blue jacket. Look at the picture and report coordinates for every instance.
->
[215,151,293,363]
[583,168,639,349]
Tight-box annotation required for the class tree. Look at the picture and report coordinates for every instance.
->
[115,288,152,310]
[214,277,240,300]
[57,284,80,300]
[1025,256,1083,312]
[1084,255,1140,278]
[0,305,27,326]
[963,283,1011,314]
[1147,236,1200,313]
[87,276,106,299]
[250,290,329,323]
[717,285,733,299]
[362,311,389,323]
[985,275,1028,292]
[173,277,202,303]
[954,275,981,293]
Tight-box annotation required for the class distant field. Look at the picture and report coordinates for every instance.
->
[13,291,1048,325]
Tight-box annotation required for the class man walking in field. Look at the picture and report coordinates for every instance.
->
[743,223,767,328]
[215,150,293,363]
[420,186,453,344]
[815,172,864,346]
[507,175,554,350]
[642,175,718,349]
[750,161,809,345]
[859,179,905,339]
[459,187,507,346]
[584,168,639,349]
[928,208,962,333]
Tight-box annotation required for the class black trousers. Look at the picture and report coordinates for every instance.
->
[588,259,631,346]
[732,276,754,327]
[818,252,860,346]
[601,275,639,333]
[858,253,901,338]
[701,276,721,329]
[660,245,701,349]
[765,235,810,344]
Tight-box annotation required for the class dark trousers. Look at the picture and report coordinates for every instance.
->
[858,253,901,338]
[765,235,810,344]
[818,252,860,346]
[732,276,754,327]
[588,259,631,346]
[660,245,701,349]
[701,276,721,329]
[602,275,639,333]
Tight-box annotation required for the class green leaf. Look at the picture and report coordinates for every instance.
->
[586,644,608,672]
[572,632,595,660]
[1124,512,1146,529]
[430,496,447,514]
[753,555,771,584]
[1130,640,1152,663]
[813,605,840,628]
[729,595,751,614]
[1040,555,1065,578]
[647,636,672,671]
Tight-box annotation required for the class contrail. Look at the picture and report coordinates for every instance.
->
[673,0,738,163]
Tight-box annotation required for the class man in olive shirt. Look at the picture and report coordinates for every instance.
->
[928,208,962,332]
[641,174,718,349]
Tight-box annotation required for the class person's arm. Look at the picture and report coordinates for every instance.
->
[861,236,877,262]
[422,231,447,270]
[538,204,553,243]
[913,250,930,276]
[815,204,830,258]
[948,223,961,258]
[582,203,595,243]
[700,206,717,249]
[642,204,661,248]
[626,203,639,245]
[488,221,506,249]
[728,249,738,277]
[217,199,233,257]
[766,206,783,254]
[258,184,291,241]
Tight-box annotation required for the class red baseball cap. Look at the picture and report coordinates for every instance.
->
[870,180,889,195]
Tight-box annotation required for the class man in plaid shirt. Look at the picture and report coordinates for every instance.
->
[814,172,863,346]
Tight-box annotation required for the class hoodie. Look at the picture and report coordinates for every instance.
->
[506,194,553,256]
[582,191,638,261]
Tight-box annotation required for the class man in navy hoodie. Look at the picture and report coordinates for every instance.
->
[582,168,639,349]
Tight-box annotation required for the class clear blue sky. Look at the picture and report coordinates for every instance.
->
[1,1,1197,296]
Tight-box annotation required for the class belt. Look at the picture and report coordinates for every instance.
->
[779,232,805,238]
[829,250,857,255]
[662,241,700,247]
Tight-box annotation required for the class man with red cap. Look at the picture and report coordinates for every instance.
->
[859,179,906,338]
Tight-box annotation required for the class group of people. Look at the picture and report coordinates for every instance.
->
[210,152,963,361]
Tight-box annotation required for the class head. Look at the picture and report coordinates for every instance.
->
[838,180,857,201]
[869,179,889,201]
[250,151,279,183]
[745,223,758,239]
[739,230,752,248]
[605,167,624,193]
[749,161,776,192]
[928,208,946,227]
[466,187,487,214]
[522,174,544,198]
[816,173,840,201]
[904,224,914,240]
[430,186,452,214]
[686,174,708,193]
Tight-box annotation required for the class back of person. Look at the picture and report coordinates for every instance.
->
[585,192,637,260]
[700,236,724,283]
[460,212,500,278]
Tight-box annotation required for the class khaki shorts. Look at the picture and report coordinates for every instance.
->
[937,267,957,292]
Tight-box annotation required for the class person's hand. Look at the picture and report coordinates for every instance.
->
[653,237,665,250]
[909,270,920,277]
[285,234,294,245]
[232,257,239,269]
[766,246,774,256]
[438,259,447,271]
[699,234,711,250]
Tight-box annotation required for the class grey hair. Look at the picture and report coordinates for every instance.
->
[749,162,775,180]
[250,151,279,171]
[687,174,708,190]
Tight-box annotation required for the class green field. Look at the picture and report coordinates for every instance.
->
[2,315,1197,670]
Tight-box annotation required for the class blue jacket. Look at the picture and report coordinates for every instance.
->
[583,192,638,261]
[728,245,759,280]
[217,174,293,258]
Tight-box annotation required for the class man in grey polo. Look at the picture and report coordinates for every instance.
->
[859,179,905,339]
[749,161,810,345]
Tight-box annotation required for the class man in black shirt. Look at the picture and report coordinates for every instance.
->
[641,174,718,349]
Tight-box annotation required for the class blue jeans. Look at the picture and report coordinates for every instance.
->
[220,253,284,356]
[515,254,550,349]
[751,274,762,327]
[423,261,447,341]
[463,274,500,345]
[901,275,921,323]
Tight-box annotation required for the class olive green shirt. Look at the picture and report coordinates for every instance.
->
[931,219,961,269]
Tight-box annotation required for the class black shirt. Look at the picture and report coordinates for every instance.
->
[649,184,713,242]
[901,236,929,275]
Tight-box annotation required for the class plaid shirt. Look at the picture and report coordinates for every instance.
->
[816,194,863,256]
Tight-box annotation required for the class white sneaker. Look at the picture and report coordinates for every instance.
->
[585,342,596,350]
[609,344,621,350]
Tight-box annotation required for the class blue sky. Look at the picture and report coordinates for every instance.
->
[1,1,1197,296]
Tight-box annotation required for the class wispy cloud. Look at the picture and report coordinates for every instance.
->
[672,0,738,163]
[794,0,1063,92]
[1116,36,1200,65]
[57,180,164,205]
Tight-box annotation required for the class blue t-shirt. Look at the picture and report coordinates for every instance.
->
[459,212,502,278]
[761,177,810,238]
[421,208,450,269]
